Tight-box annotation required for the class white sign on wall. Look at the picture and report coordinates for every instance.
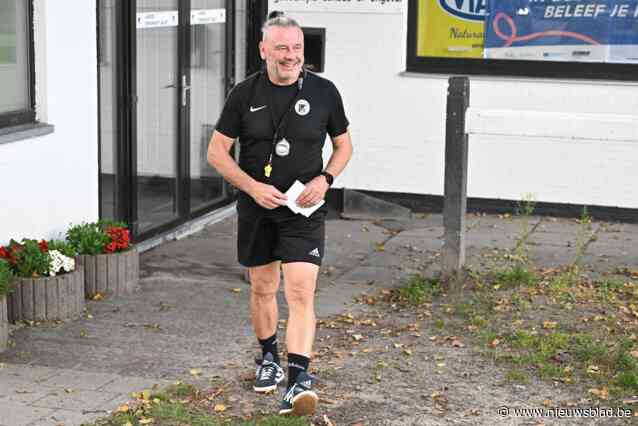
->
[270,0,403,14]
[136,11,178,29]
[191,9,226,25]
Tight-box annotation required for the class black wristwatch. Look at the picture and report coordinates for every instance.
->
[320,171,334,186]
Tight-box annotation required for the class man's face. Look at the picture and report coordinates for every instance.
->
[259,26,304,85]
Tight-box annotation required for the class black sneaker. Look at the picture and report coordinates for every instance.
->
[254,352,285,393]
[279,371,318,416]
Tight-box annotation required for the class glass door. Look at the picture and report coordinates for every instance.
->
[189,0,230,212]
[134,0,182,234]
[98,0,235,241]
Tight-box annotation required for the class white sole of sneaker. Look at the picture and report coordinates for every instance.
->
[253,384,277,393]
[291,390,318,416]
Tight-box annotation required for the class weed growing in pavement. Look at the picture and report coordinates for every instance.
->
[493,264,538,290]
[397,274,442,305]
[513,193,537,261]
[489,194,539,291]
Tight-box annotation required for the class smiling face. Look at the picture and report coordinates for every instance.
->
[259,25,304,86]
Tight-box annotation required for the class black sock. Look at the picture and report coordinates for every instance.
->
[287,353,310,388]
[258,333,279,365]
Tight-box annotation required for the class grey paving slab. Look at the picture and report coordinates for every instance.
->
[0,364,59,384]
[30,388,120,411]
[28,408,101,426]
[0,383,59,405]
[95,375,170,394]
[0,401,56,426]
[38,370,120,392]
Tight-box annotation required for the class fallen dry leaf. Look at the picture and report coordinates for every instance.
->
[323,414,335,426]
[587,365,600,374]
[190,368,202,376]
[542,321,558,329]
[214,404,227,412]
[92,293,104,301]
[352,334,363,341]
[231,288,241,294]
[115,404,130,413]
[489,338,500,348]
[588,387,609,399]
[138,419,153,425]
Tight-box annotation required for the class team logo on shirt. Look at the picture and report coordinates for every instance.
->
[295,99,310,116]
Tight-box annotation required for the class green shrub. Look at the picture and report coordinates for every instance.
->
[8,239,50,278]
[66,223,111,255]
[0,259,14,296]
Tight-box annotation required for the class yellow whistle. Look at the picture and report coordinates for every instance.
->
[264,164,272,177]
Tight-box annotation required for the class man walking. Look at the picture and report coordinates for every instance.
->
[207,11,353,416]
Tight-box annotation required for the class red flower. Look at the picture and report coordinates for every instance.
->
[39,240,48,252]
[1,244,19,266]
[105,241,117,253]
[105,227,130,253]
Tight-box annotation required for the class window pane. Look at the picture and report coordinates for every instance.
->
[0,0,30,114]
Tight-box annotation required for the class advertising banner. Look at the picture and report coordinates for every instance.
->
[484,0,638,63]
[417,0,488,58]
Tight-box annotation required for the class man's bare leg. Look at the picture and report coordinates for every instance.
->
[250,261,285,393]
[281,262,319,356]
[249,261,281,340]
[279,261,320,415]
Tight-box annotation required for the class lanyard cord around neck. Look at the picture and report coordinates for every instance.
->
[263,70,305,178]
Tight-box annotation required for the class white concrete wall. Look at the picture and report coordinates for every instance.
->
[271,0,638,209]
[0,0,98,242]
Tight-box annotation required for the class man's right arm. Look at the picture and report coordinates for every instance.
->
[207,131,287,210]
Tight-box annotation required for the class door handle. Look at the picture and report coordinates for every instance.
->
[181,75,191,107]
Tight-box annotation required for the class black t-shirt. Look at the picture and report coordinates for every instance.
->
[215,71,349,217]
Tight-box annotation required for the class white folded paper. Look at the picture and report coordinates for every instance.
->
[285,180,324,217]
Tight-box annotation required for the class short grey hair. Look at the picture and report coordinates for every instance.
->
[262,14,301,40]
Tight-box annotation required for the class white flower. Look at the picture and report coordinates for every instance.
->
[48,250,76,276]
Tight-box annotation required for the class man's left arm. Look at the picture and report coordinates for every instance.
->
[297,130,353,208]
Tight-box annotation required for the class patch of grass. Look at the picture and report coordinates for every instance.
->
[493,265,537,290]
[506,331,570,370]
[478,329,499,347]
[434,318,445,329]
[611,339,638,393]
[538,363,562,380]
[148,402,219,426]
[170,382,198,398]
[468,314,488,328]
[597,279,624,303]
[505,369,530,384]
[572,334,610,364]
[397,275,442,305]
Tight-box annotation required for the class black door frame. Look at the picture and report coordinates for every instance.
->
[106,0,236,242]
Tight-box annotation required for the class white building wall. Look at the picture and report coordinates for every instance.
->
[271,1,638,209]
[0,0,98,241]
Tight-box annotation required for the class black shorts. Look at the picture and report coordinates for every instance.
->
[237,209,326,267]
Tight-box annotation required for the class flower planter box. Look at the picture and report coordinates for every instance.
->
[1,295,8,352]
[77,249,139,298]
[6,268,85,324]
